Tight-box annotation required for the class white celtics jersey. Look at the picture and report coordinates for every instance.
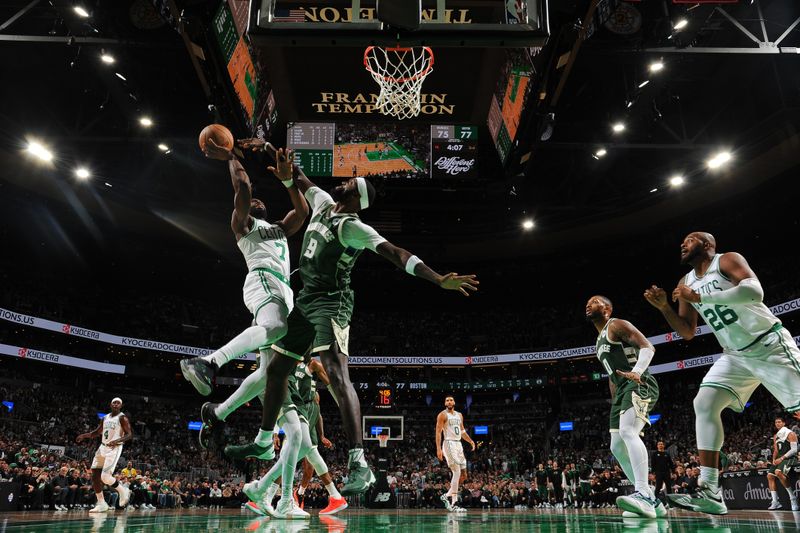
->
[443,411,463,441]
[237,217,290,278]
[102,412,124,446]
[684,254,779,352]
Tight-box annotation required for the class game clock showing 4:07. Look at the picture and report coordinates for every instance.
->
[376,388,393,409]
[430,125,478,179]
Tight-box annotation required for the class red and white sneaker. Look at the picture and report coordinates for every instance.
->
[320,496,348,515]
[245,501,266,516]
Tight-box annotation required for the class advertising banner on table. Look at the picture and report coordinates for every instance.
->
[722,467,800,510]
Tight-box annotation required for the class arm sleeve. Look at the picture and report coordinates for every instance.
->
[340,218,388,251]
[631,347,655,375]
[304,186,334,214]
[785,441,798,459]
[700,277,764,305]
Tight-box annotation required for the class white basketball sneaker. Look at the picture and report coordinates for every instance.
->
[118,486,130,508]
[616,492,657,519]
[89,501,110,513]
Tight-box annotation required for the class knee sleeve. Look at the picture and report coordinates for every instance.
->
[100,473,116,486]
[694,387,728,451]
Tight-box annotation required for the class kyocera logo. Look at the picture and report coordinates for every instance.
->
[18,348,28,359]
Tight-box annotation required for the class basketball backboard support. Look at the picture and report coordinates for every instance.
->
[247,0,549,47]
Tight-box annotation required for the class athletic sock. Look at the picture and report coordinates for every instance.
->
[95,492,105,504]
[772,490,780,503]
[266,483,280,503]
[325,482,341,499]
[255,429,273,447]
[786,486,798,501]
[699,466,720,492]
[297,486,305,496]
[348,447,367,468]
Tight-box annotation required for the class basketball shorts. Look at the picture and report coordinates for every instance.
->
[442,440,467,469]
[610,376,659,432]
[242,268,294,324]
[768,457,797,476]
[701,325,800,413]
[91,444,123,475]
[272,291,354,360]
[304,401,320,446]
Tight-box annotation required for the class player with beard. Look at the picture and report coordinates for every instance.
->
[180,141,308,453]
[585,295,665,519]
[435,396,476,512]
[228,139,479,495]
[645,232,800,515]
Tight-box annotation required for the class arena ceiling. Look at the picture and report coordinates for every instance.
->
[1,0,799,260]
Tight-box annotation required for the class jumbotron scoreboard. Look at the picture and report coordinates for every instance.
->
[286,122,477,179]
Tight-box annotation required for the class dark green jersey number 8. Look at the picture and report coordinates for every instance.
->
[702,305,739,331]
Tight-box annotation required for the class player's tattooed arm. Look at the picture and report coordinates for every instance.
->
[435,411,446,461]
[76,422,103,443]
[107,415,133,448]
[375,242,479,296]
[644,282,699,340]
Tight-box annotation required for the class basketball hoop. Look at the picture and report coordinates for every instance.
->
[377,434,390,448]
[364,46,434,120]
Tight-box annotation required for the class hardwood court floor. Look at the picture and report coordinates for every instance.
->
[0,507,798,532]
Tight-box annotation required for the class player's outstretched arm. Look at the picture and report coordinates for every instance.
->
[76,422,103,443]
[267,148,309,237]
[239,139,319,194]
[644,283,699,340]
[375,241,479,296]
[609,320,655,384]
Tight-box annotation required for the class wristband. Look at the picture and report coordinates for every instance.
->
[405,255,422,276]
[281,179,294,188]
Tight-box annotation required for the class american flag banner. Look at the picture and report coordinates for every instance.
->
[273,8,306,22]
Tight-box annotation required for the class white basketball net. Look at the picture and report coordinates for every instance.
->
[364,46,434,120]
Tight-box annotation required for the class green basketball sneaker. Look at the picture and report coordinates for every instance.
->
[667,482,727,515]
[341,463,376,496]
[224,442,275,461]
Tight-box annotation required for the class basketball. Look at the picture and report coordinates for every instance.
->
[198,124,234,152]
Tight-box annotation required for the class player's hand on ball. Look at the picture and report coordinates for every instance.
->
[615,369,643,384]
[672,284,700,304]
[643,286,668,309]
[237,138,266,152]
[321,437,333,449]
[439,273,479,296]
[267,148,294,182]
[203,138,234,161]
[436,449,443,461]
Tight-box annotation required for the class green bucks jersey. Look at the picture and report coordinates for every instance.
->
[299,192,364,295]
[684,253,779,352]
[596,318,654,389]
[288,362,314,406]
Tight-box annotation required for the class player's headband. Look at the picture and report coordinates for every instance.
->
[356,177,370,211]
[111,397,122,404]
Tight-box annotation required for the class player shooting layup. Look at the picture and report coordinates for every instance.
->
[180,142,307,452]
[645,231,800,515]
[435,396,475,512]
[231,138,479,495]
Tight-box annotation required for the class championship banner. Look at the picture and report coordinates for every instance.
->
[0,343,126,374]
[1,296,798,366]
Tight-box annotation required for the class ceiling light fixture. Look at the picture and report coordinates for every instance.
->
[669,175,685,187]
[649,61,664,73]
[100,54,115,64]
[139,116,153,127]
[73,6,90,17]
[75,168,90,180]
[638,80,650,89]
[158,144,169,151]
[707,151,732,169]
[115,72,127,81]
[522,219,535,231]
[674,19,688,30]
[26,141,53,162]
[612,123,625,133]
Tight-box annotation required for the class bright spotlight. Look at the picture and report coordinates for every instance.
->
[100,54,115,64]
[649,61,664,73]
[612,123,625,133]
[650,188,658,193]
[73,6,90,17]
[638,80,650,89]
[75,168,90,180]
[522,219,535,231]
[115,72,127,81]
[139,116,153,127]
[595,148,607,157]
[674,19,688,30]
[158,143,169,151]
[669,175,685,187]
[707,151,732,169]
[26,141,53,162]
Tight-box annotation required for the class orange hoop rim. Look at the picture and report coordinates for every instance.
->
[364,45,435,84]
